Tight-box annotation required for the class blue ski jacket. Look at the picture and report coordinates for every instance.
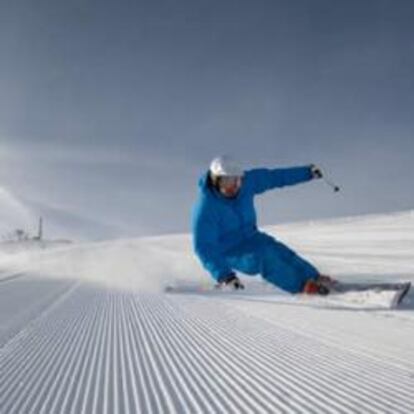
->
[192,166,314,281]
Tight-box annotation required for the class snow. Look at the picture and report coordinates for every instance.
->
[1,210,414,413]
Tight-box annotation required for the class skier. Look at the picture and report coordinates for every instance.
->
[192,155,333,295]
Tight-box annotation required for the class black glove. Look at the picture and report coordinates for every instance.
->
[310,164,323,179]
[216,273,245,290]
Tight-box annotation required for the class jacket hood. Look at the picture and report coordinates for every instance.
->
[198,171,211,193]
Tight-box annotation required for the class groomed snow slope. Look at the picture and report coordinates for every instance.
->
[1,211,414,413]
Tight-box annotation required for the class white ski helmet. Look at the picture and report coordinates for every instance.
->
[209,155,244,178]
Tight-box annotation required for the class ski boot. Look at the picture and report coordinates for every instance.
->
[317,274,337,289]
[303,279,330,296]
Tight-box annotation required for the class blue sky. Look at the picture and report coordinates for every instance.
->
[1,0,413,239]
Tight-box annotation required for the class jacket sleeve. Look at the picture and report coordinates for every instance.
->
[192,206,232,281]
[244,166,313,195]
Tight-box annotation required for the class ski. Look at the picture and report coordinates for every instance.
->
[165,281,412,308]
[326,281,412,308]
[329,281,411,293]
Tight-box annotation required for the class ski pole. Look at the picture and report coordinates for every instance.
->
[322,176,340,192]
[312,165,340,193]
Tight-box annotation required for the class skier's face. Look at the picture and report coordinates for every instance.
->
[218,176,243,198]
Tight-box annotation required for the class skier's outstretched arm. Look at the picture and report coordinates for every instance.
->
[244,166,315,195]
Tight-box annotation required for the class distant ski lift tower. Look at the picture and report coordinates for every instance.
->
[38,217,43,240]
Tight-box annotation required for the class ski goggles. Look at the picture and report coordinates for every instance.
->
[218,176,243,187]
